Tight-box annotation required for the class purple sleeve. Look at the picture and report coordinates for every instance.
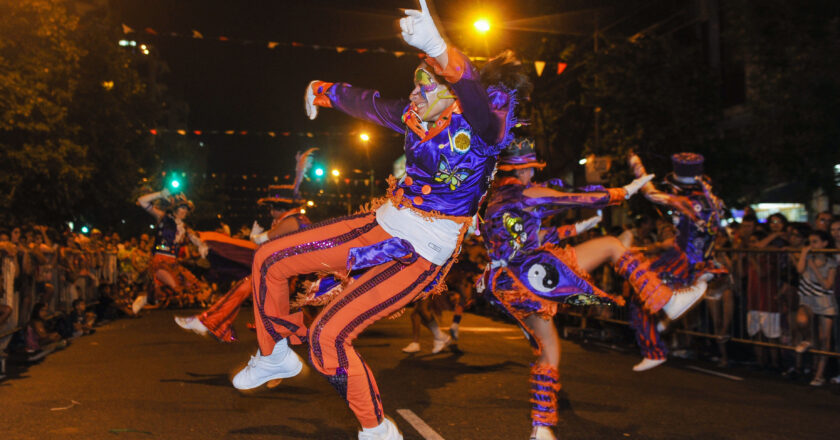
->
[327,83,408,133]
[448,63,503,146]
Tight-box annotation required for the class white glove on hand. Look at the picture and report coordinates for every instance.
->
[574,215,602,234]
[399,0,447,57]
[304,81,319,120]
[623,174,655,198]
[198,242,209,259]
[160,188,171,198]
[249,221,265,242]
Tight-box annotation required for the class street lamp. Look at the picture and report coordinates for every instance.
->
[359,133,370,142]
[331,169,340,177]
[473,18,491,34]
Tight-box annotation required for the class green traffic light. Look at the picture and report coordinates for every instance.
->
[171,179,180,189]
[314,168,325,177]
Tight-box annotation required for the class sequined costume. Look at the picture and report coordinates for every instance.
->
[481,177,626,332]
[250,46,518,429]
[626,152,726,361]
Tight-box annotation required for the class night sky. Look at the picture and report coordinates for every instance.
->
[112,0,637,179]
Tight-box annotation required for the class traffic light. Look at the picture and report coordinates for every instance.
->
[314,167,325,177]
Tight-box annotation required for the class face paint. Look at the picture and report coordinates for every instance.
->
[413,67,457,121]
[414,68,438,101]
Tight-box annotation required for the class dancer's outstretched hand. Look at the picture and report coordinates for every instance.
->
[623,174,655,198]
[304,81,319,120]
[574,215,602,234]
[399,0,447,57]
[249,221,265,242]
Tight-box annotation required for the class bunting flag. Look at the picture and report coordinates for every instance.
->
[120,23,569,75]
[534,61,546,77]
[144,127,403,139]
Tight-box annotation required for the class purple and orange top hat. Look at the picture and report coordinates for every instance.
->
[498,137,546,171]
[671,152,704,178]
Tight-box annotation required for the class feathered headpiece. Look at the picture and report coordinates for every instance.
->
[258,148,318,207]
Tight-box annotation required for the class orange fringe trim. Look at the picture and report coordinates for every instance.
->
[291,270,351,308]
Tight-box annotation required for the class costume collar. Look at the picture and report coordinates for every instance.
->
[402,101,461,142]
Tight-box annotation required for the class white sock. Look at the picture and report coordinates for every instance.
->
[362,420,389,435]
[428,321,445,340]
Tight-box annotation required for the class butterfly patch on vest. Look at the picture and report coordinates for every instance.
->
[449,129,472,154]
[434,156,474,191]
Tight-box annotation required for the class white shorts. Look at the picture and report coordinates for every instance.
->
[747,311,781,339]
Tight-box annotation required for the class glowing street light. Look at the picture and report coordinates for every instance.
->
[578,158,588,165]
[474,18,491,34]
[359,133,370,142]
[307,200,314,207]
[331,169,340,177]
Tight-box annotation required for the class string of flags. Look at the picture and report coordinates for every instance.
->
[145,127,402,139]
[121,24,567,77]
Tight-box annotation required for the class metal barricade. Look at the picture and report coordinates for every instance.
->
[557,247,840,357]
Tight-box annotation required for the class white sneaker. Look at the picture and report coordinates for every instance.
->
[633,357,667,372]
[661,279,708,320]
[432,336,451,354]
[232,339,303,390]
[358,417,403,440]
[131,294,148,315]
[174,316,209,336]
[530,425,557,440]
[401,342,421,353]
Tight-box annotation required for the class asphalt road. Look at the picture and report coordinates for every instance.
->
[2,308,840,440]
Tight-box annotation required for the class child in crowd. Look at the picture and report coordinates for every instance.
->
[794,230,836,386]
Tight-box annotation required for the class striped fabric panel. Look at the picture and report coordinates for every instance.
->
[798,276,833,297]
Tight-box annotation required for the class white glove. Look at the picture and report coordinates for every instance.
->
[399,0,447,57]
[304,81,319,120]
[622,174,655,198]
[198,242,209,259]
[160,188,171,198]
[249,221,265,243]
[574,215,602,234]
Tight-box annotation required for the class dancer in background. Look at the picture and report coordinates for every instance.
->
[175,150,315,341]
[134,189,210,313]
[232,2,529,438]
[625,152,725,371]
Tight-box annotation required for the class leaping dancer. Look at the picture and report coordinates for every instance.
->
[230,2,530,438]
[623,151,725,371]
[479,139,708,440]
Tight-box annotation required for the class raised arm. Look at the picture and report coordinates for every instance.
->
[399,0,504,145]
[137,189,169,222]
[521,173,653,209]
[628,152,700,221]
[305,81,408,133]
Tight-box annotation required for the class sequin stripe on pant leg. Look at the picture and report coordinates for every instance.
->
[311,262,439,428]
[615,251,673,313]
[310,261,405,369]
[332,265,439,369]
[199,276,251,342]
[530,363,561,427]
[628,299,667,360]
[255,215,379,345]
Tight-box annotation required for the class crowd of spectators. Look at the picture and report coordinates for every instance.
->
[2,212,839,387]
[555,210,840,387]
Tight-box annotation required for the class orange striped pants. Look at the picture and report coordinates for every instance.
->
[199,276,252,342]
[252,212,443,428]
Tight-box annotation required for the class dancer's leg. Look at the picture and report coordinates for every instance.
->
[196,276,252,341]
[309,258,441,428]
[524,314,561,439]
[252,213,390,354]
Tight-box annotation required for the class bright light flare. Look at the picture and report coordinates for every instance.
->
[578,158,588,165]
[314,168,324,177]
[359,133,370,142]
[307,200,314,207]
[473,18,491,34]
[331,169,340,177]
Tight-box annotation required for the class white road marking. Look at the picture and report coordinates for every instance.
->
[397,409,446,440]
[686,366,744,381]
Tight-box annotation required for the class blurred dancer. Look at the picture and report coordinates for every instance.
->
[625,152,725,371]
[174,153,313,341]
[134,188,209,313]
